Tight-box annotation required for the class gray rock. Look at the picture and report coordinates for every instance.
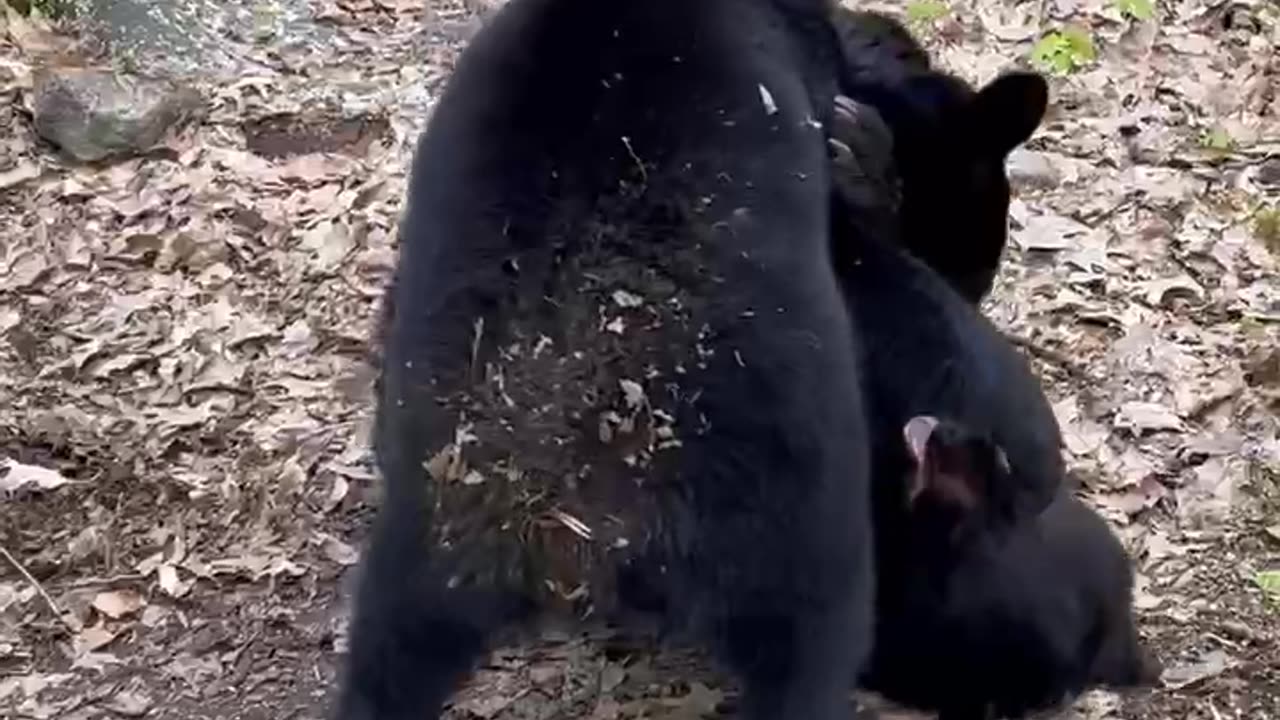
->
[76,0,337,78]
[1257,157,1280,188]
[32,67,203,162]
[1006,148,1062,190]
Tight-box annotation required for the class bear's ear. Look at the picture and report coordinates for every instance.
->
[901,415,995,518]
[970,72,1048,156]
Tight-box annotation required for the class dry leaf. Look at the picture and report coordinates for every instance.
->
[0,161,38,190]
[72,651,122,671]
[91,590,146,620]
[0,582,24,613]
[1012,212,1090,251]
[156,565,191,598]
[104,689,152,717]
[323,535,359,566]
[73,623,118,655]
[0,672,74,702]
[757,83,777,115]
[664,681,723,720]
[1162,649,1236,690]
[1142,277,1204,307]
[324,474,351,512]
[0,458,72,492]
[1114,402,1184,434]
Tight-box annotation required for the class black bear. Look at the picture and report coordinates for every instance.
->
[865,415,1161,720]
[821,15,1145,719]
[822,90,1141,716]
[826,93,1064,538]
[337,0,873,718]
[831,8,1048,304]
[822,15,1055,540]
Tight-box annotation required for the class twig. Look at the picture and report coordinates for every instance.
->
[0,543,64,621]
[1003,331,1089,378]
[61,572,147,589]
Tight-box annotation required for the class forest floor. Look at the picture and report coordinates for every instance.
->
[1,0,1278,718]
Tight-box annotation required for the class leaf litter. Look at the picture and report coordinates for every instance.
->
[1,0,1279,719]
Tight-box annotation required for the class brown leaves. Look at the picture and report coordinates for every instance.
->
[0,2,434,710]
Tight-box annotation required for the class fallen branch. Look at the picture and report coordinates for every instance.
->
[0,542,65,623]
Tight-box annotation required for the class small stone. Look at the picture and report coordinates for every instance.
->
[1006,149,1061,190]
[33,67,203,162]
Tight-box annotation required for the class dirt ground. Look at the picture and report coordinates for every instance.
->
[1,0,1278,718]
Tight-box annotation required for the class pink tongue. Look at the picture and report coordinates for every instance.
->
[902,416,939,504]
[902,415,939,465]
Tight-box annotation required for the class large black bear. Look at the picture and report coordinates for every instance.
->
[820,13,1056,539]
[831,8,1047,304]
[826,91,1061,541]
[867,415,1160,720]
[337,0,873,718]
[824,90,1158,718]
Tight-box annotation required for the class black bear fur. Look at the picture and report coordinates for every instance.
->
[337,1,874,719]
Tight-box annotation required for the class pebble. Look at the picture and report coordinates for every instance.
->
[1006,148,1062,190]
